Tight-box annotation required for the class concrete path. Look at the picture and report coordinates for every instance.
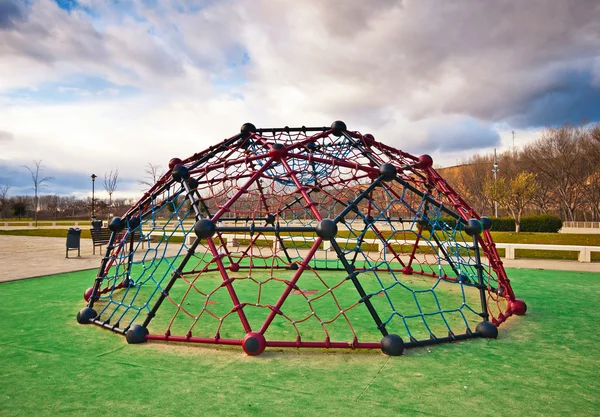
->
[0,235,599,283]
[0,236,101,282]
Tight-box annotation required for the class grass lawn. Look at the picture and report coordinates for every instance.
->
[490,231,600,246]
[0,219,87,226]
[0,268,598,416]
[0,229,93,239]
[3,228,599,261]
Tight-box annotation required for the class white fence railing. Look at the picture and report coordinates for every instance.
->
[2,222,81,227]
[2,221,598,262]
[182,233,600,263]
[563,221,600,229]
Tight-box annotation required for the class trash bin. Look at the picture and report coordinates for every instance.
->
[66,227,81,258]
[91,219,103,229]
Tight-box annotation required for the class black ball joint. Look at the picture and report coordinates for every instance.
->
[316,219,338,239]
[171,165,190,183]
[330,120,347,137]
[194,219,216,239]
[381,334,404,356]
[379,164,397,182]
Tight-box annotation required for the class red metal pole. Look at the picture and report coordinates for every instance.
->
[259,237,323,334]
[206,237,252,333]
[210,158,275,222]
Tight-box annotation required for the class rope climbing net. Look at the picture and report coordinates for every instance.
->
[77,121,527,356]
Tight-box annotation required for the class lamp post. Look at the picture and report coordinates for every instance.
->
[492,149,499,218]
[91,174,97,221]
[512,130,516,151]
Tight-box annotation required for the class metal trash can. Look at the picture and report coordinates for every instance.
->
[91,220,103,229]
[66,227,81,258]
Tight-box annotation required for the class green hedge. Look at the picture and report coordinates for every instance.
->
[437,216,515,230]
[520,214,563,233]
[488,217,515,231]
[438,215,562,233]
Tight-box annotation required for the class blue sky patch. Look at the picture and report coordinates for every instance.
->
[54,0,77,12]
[2,76,139,104]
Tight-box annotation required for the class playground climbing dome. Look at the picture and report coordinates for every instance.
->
[77,121,527,356]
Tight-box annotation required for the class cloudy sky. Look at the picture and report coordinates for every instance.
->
[1,0,599,199]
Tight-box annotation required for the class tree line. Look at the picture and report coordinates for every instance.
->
[1,125,599,231]
[0,194,135,220]
[439,124,600,231]
[0,164,123,222]
[0,162,165,221]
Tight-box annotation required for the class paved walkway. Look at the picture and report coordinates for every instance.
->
[0,235,599,283]
[0,236,101,282]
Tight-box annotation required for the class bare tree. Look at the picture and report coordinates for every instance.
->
[530,179,556,215]
[448,154,495,215]
[590,123,600,149]
[61,195,81,217]
[0,185,9,199]
[138,163,163,189]
[104,169,119,210]
[43,194,60,219]
[0,184,10,218]
[581,125,600,221]
[23,160,52,226]
[521,126,589,221]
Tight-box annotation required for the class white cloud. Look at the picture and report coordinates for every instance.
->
[0,0,599,196]
[0,130,15,142]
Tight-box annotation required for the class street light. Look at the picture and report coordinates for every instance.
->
[91,174,97,221]
[492,149,499,218]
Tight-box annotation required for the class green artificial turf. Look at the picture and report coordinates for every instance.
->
[92,258,482,344]
[1,268,599,416]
